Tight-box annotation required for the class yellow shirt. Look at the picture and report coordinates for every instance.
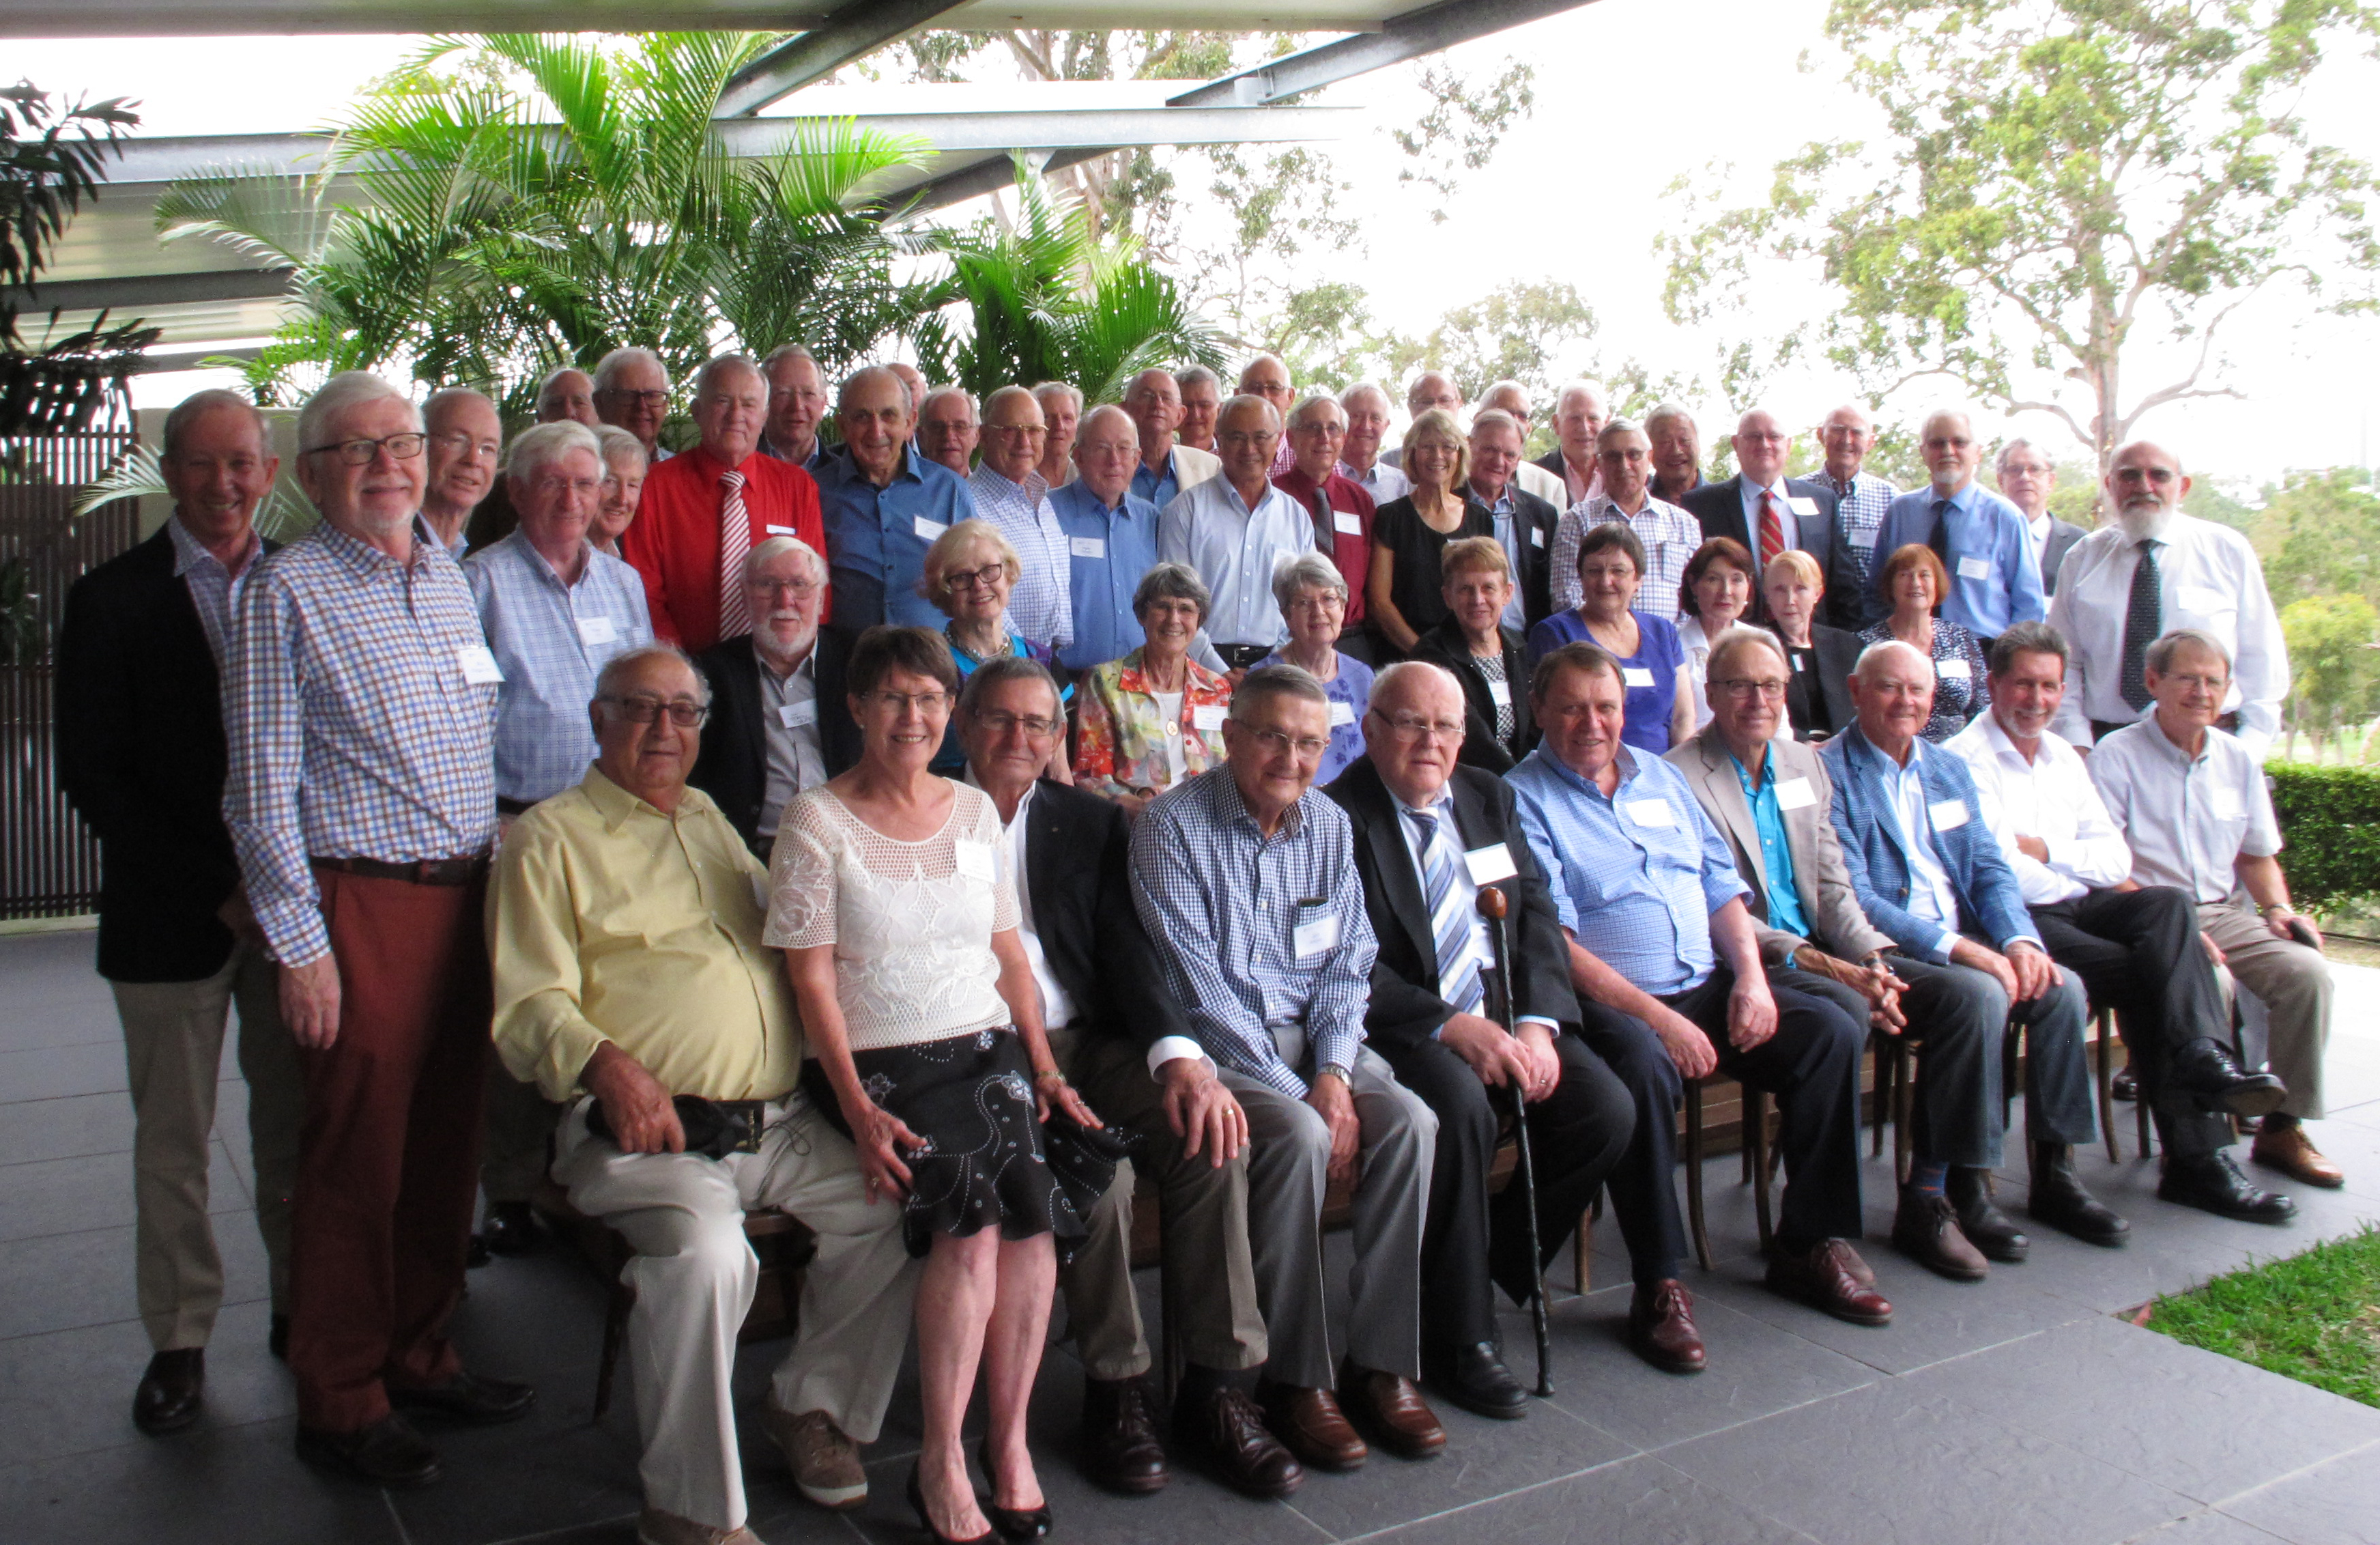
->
[489,765,802,1103]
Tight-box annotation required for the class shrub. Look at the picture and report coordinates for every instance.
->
[2267,763,2380,917]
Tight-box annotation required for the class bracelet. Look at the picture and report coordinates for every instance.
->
[1034,1068,1068,1086]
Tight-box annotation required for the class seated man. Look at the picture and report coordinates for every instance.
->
[954,655,1289,1499]
[1508,643,1887,1360]
[1328,662,1635,1417]
[1131,666,1445,1471]
[1823,642,2114,1279]
[1949,623,2292,1223]
[2091,629,2345,1197]
[491,645,916,1545]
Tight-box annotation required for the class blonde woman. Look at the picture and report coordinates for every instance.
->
[1364,408,1491,658]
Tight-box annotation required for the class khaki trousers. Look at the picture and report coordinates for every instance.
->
[2199,902,2331,1120]
[110,939,303,1351]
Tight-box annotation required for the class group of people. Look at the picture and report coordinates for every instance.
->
[52,344,2334,1545]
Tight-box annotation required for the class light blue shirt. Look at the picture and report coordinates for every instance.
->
[1731,748,1809,939]
[1476,483,1527,632]
[464,533,652,804]
[1869,480,2044,636]
[1051,479,1163,671]
[1157,474,1323,649]
[1131,449,1191,512]
[815,444,978,631]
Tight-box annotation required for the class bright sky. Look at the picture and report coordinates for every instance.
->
[14,0,2379,488]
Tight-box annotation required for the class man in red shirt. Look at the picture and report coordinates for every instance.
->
[1272,393,1375,663]
[623,355,827,651]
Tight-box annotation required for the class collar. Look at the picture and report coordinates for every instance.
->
[166,513,261,579]
[1534,743,1636,802]
[681,442,764,483]
[579,763,713,832]
[1207,475,1280,520]
[2147,716,2213,767]
[1059,477,1133,515]
[1114,646,1214,696]
[327,517,428,578]
[1927,479,1979,511]
[1742,476,1790,504]
[972,462,1048,502]
[1727,743,1774,791]
[1471,481,1515,513]
[1211,766,1306,840]
[508,529,597,590]
[1979,711,2054,769]
[1392,780,1455,824]
[960,766,1038,829]
[753,633,818,681]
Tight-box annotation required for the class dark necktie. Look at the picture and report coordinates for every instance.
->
[1925,497,1953,571]
[2119,539,2163,711]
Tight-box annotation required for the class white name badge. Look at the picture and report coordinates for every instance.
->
[777,701,817,729]
[766,524,798,537]
[1957,554,1992,581]
[1929,797,1970,832]
[1334,509,1364,536]
[2209,788,2243,821]
[1293,911,1341,959]
[1788,496,1820,518]
[577,615,616,646]
[1775,776,1818,811]
[1626,797,1676,828]
[1070,535,1106,560]
[1192,704,1229,732]
[953,840,997,882]
[1850,529,1878,550]
[914,515,948,542]
[1486,679,1512,707]
[1529,526,1547,548]
[1936,657,1971,679]
[1464,843,1519,885]
[457,644,504,685]
[1622,666,1656,689]
[1792,654,1807,671]
[1328,700,1356,727]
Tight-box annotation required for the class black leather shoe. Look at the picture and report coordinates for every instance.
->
[976,1438,1052,1540]
[388,1370,536,1426]
[2170,1039,2289,1118]
[268,1313,289,1363]
[132,1348,204,1435]
[2111,1065,2138,1102]
[296,1412,441,1488]
[1947,1167,2030,1262]
[2028,1142,2130,1247]
[2159,1152,2299,1224]
[1076,1375,1167,1494]
[1422,1342,1528,1420]
[1172,1383,1303,1499]
[481,1200,539,1257]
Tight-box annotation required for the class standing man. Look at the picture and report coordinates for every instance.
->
[1996,440,2085,594]
[814,366,976,631]
[1124,367,1220,510]
[1682,409,1859,627]
[1466,408,1560,632]
[1814,403,1899,597]
[970,385,1074,653]
[1645,404,1704,505]
[1274,393,1377,660]
[593,346,674,466]
[1035,380,1083,490]
[1536,380,1607,509]
[1337,382,1411,506]
[2048,440,2288,756]
[1055,406,1165,672]
[1158,397,1323,670]
[759,343,829,470]
[1477,380,1568,507]
[1381,372,1465,472]
[419,387,502,559]
[1238,352,1299,476]
[1176,365,1224,453]
[1867,410,2044,637]
[534,366,599,427]
[918,387,980,478]
[224,371,532,1487]
[1550,419,1701,623]
[56,388,304,1435]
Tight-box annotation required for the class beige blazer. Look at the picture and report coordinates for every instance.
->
[1170,443,1222,494]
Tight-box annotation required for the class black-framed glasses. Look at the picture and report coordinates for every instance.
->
[943,562,1008,592]
[600,694,708,727]
[973,710,1061,739]
[1716,677,1790,700]
[302,432,425,465]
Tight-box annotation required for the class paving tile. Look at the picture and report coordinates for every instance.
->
[0,1143,250,1244]
[2213,1441,2380,1545]
[1342,1453,1817,1544]
[827,1445,1332,1545]
[0,1219,270,1340]
[2123,1509,2297,1543]
[0,1090,134,1167]
[0,1039,131,1101]
[0,1298,296,1468]
[388,1421,647,1545]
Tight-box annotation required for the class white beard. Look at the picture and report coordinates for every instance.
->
[2114,502,2176,542]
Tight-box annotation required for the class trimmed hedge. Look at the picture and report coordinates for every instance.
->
[2269,763,2380,917]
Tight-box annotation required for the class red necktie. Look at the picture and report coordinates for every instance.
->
[1758,490,1787,567]
[719,469,753,639]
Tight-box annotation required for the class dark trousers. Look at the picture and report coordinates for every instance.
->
[1383,1032,1633,1350]
[1577,967,1865,1286]
[2031,886,2236,1158]
[288,866,491,1431]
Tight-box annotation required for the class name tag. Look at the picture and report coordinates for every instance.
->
[1626,797,1675,827]
[778,701,816,729]
[1792,654,1806,671]
[1293,911,1341,959]
[953,840,996,882]
[1956,554,1991,581]
[1529,526,1546,548]
[766,524,798,537]
[2209,788,2243,821]
[914,515,947,542]
[1464,842,1519,885]
[1334,509,1363,536]
[1192,704,1229,732]
[1850,529,1878,550]
[1936,657,1971,680]
[1775,776,1818,811]
[1486,679,1512,707]
[1622,667,1655,689]
[577,615,616,646]
[1329,700,1356,726]
[1070,535,1106,560]
[1929,797,1970,832]
[457,644,504,685]
[1788,496,1820,518]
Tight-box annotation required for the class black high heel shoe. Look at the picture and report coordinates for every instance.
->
[907,1462,995,1545]
[975,1438,1055,1541]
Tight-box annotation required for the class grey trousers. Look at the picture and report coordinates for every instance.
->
[109,940,304,1350]
[2200,903,2330,1120]
[1220,1037,1433,1389]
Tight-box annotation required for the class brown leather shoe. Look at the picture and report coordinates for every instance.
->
[2251,1124,2345,1189]
[1892,1189,1990,1281]
[1257,1382,1367,1471]
[1336,1362,1445,1460]
[1173,1384,1302,1499]
[1626,1279,1707,1374]
[1766,1240,1893,1326]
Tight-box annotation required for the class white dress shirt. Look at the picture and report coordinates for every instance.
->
[1513,459,1566,511]
[2046,513,2289,756]
[1392,787,1555,1033]
[1882,745,1962,957]
[2085,720,2282,904]
[1156,474,1323,648]
[1944,713,2129,905]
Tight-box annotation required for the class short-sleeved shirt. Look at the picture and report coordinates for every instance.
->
[2085,720,2280,904]
[1523,608,1686,755]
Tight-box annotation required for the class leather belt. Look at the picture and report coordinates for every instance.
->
[311,854,487,887]
[1216,643,1274,670]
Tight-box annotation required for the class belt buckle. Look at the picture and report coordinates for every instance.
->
[731,1101,766,1154]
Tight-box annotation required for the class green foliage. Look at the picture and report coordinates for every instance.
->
[2268,763,2380,915]
[1390,57,1537,225]
[1372,280,1598,409]
[2149,1221,2380,1408]
[2258,467,2380,607]
[2280,594,2380,739]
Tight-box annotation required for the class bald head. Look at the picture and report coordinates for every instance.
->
[1848,638,1936,756]
[1237,353,1293,415]
[1407,371,1463,419]
[1364,660,1467,804]
[535,367,598,426]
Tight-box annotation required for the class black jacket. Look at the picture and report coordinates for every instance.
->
[1781,623,1863,741]
[1325,758,1579,1055]
[1015,777,1195,1050]
[1681,475,1863,630]
[55,526,273,982]
[1408,615,1537,774]
[1466,485,1562,630]
[689,627,863,849]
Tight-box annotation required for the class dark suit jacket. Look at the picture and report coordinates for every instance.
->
[1781,623,1862,741]
[1016,777,1196,1051]
[1325,759,1579,1054]
[1409,615,1537,774]
[1682,476,1863,630]
[55,526,274,982]
[2039,518,2087,595]
[1466,486,1562,629]
[689,627,862,849]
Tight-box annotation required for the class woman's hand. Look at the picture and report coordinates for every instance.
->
[1038,1074,1101,1131]
[844,1095,923,1205]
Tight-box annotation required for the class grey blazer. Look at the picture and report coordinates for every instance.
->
[2039,518,2088,594]
[1664,726,1893,967]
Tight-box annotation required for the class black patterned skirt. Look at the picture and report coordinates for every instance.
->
[801,1026,1119,1262]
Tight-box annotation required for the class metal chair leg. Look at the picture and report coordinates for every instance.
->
[1684,1077,1715,1271]
[1892,1038,1915,1185]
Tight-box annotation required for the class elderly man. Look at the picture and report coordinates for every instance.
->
[1867,410,2044,637]
[1645,403,1704,504]
[1682,409,1859,627]
[1158,396,1324,670]
[1550,419,1702,623]
[1381,372,1465,472]
[223,371,528,1486]
[1132,666,1444,1471]
[420,387,502,558]
[758,343,829,470]
[956,657,1283,1496]
[2091,630,2344,1195]
[971,385,1074,652]
[2048,441,2289,756]
[1822,641,2113,1277]
[1466,408,1560,634]
[1035,380,1083,487]
[536,367,599,427]
[57,388,304,1434]
[493,644,914,1543]
[918,386,980,477]
[1239,352,1299,476]
[816,366,976,631]
[1814,403,1899,594]
[1536,380,1608,508]
[1948,624,2291,1223]
[1477,380,1567,507]
[1995,440,2084,593]
[625,355,828,654]
[594,346,674,464]
[1054,406,1162,672]
[1336,382,1411,505]
[1123,367,1220,509]
[1328,662,1635,1417]
[1275,393,1377,660]
[1176,364,1224,453]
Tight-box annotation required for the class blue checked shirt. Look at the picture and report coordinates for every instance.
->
[1507,745,1751,996]
[464,532,653,804]
[165,514,263,669]
[223,522,500,966]
[969,462,1073,651]
[1818,470,1897,591]
[1050,479,1163,671]
[1129,767,1378,1098]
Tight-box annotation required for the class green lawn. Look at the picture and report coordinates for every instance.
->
[2149,1223,2380,1408]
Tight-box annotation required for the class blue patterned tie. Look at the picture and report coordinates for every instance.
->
[1407,806,1483,1015]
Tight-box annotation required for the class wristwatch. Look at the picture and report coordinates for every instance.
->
[1315,1062,1353,1088]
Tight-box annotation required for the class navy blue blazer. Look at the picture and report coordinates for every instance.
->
[1818,722,2037,958]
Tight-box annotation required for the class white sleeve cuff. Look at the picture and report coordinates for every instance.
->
[1145,1036,1211,1076]
[1517,1016,1559,1032]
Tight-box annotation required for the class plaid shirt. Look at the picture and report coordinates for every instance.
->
[1817,470,1897,591]
[968,463,1074,651]
[1130,767,1377,1098]
[164,514,264,669]
[223,521,500,965]
[1551,493,1700,623]
[464,531,653,804]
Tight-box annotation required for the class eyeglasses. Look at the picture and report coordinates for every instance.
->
[1375,712,1465,741]
[601,694,708,726]
[1717,678,1789,699]
[746,577,822,598]
[525,474,602,500]
[943,563,1008,592]
[866,688,949,714]
[1244,725,1330,759]
[984,422,1048,439]
[302,432,425,465]
[973,710,1061,739]
[601,388,671,408]
[432,431,502,462]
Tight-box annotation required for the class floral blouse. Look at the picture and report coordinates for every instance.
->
[1075,647,1233,802]
[1857,616,1990,743]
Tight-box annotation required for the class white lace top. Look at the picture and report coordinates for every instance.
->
[764,780,1022,1052]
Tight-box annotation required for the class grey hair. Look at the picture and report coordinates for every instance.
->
[1554,378,1608,412]
[1469,407,1524,441]
[1405,370,1459,412]
[592,642,710,709]
[692,354,763,401]
[1132,560,1211,624]
[958,653,1063,719]
[1032,380,1084,415]
[1218,394,1281,434]
[505,420,601,484]
[1995,437,2054,477]
[296,371,416,454]
[162,388,270,460]
[1230,663,1330,722]
[1078,403,1136,442]
[1287,392,1345,431]
[534,364,591,399]
[1643,401,1696,434]
[1173,364,1221,393]
[841,363,913,415]
[760,342,817,371]
[741,533,826,585]
[1482,379,1531,414]
[594,424,648,467]
[1272,550,1349,615]
[1598,416,1646,448]
[919,386,977,423]
[981,384,1038,421]
[423,385,495,428]
[1338,380,1392,412]
[1706,623,1790,679]
[1985,620,2068,676]
[2145,628,2231,677]
[1852,638,1931,682]
[592,346,668,394]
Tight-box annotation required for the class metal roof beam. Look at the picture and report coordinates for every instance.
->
[1167,0,1599,107]
[716,0,973,117]
[8,268,296,313]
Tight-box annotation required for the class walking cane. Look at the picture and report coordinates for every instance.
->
[1476,886,1553,1397]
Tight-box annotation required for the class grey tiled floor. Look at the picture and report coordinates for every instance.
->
[5,925,2379,1545]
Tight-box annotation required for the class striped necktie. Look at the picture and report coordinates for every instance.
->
[1405,806,1482,1015]
[718,468,753,640]
[1758,489,1788,567]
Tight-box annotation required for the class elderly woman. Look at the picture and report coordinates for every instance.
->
[1075,562,1232,815]
[592,423,648,556]
[1760,548,1860,741]
[1365,408,1492,659]
[921,518,1065,775]
[1525,522,1692,753]
[1256,551,1374,784]
[771,627,1108,1545]
[1676,537,1754,732]
[1409,535,1534,772]
[1859,542,1989,742]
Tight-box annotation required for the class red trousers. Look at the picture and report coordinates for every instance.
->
[287,865,490,1431]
